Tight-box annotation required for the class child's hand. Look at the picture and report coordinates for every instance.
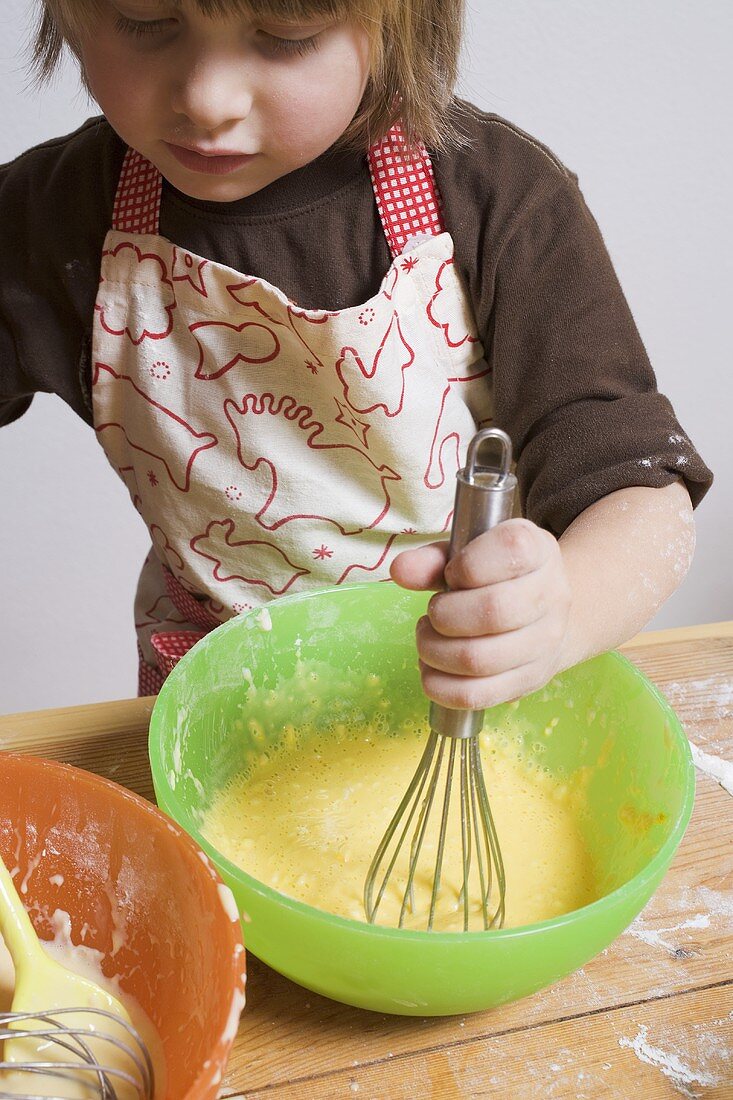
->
[390,519,572,710]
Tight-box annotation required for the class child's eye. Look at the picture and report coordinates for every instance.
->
[114,14,177,39]
[259,32,322,58]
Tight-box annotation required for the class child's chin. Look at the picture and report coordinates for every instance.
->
[162,164,262,203]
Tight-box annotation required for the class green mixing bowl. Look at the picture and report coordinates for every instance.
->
[149,582,694,1016]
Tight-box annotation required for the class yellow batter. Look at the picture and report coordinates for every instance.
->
[202,719,598,932]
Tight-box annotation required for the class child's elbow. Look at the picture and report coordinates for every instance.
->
[666,480,696,588]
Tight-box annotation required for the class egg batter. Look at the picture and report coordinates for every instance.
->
[202,720,598,932]
[0,910,165,1098]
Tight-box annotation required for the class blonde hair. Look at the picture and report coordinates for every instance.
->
[32,0,467,151]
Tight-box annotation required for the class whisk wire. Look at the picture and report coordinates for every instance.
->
[466,739,492,928]
[363,729,438,923]
[364,729,508,932]
[472,738,506,928]
[0,1061,115,1100]
[362,722,511,932]
[0,1065,113,1100]
[0,1007,154,1100]
[427,738,457,931]
[459,741,472,931]
[400,733,445,927]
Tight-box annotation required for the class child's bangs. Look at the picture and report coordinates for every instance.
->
[190,0,353,20]
[50,0,370,32]
[186,0,384,38]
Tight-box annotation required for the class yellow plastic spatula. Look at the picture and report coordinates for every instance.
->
[0,850,153,1098]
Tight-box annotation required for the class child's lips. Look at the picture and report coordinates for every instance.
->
[165,142,257,176]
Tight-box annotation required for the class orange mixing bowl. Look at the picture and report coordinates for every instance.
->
[0,753,246,1099]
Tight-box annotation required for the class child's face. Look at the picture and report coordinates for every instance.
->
[80,2,372,202]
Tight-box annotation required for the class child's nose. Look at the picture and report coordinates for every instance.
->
[171,56,254,132]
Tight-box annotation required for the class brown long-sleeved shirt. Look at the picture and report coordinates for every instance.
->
[0,100,712,534]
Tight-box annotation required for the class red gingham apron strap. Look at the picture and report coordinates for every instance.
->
[137,568,221,694]
[138,644,167,696]
[367,123,446,259]
[150,630,209,676]
[164,567,221,630]
[112,147,163,235]
[113,126,442,248]
[138,627,209,696]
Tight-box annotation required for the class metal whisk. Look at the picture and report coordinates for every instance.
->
[364,428,517,932]
[0,1007,154,1099]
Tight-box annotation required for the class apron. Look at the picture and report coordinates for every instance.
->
[91,125,494,694]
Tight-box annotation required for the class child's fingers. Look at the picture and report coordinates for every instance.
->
[390,541,450,590]
[391,521,555,593]
[444,519,555,590]
[419,656,548,711]
[416,615,560,678]
[425,562,559,638]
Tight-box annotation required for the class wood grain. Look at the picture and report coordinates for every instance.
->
[226,984,733,1099]
[0,696,156,800]
[622,619,733,649]
[1,622,731,1098]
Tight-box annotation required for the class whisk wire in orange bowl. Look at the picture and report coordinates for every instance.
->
[0,1006,154,1098]
[149,581,694,1016]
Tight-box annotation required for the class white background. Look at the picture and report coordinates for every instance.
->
[1,0,730,712]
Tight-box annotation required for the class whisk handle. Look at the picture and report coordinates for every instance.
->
[429,428,517,740]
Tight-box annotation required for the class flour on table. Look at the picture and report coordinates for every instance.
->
[618,1023,727,1100]
[689,741,733,797]
[662,675,733,753]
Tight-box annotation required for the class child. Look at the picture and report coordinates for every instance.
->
[0,0,712,703]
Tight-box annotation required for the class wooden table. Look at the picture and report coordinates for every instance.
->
[1,623,732,1099]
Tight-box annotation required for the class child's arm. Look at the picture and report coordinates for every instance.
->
[391,480,693,709]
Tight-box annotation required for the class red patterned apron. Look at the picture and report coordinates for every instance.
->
[91,126,494,694]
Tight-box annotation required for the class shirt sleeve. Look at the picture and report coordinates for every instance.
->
[488,176,713,535]
[0,118,122,434]
[0,300,34,427]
